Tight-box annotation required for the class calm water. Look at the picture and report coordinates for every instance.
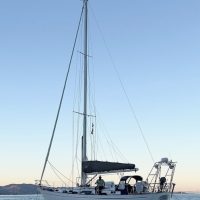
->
[0,194,200,200]
[0,195,43,200]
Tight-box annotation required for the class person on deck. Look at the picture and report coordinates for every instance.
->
[95,175,105,195]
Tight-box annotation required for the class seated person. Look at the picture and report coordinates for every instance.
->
[95,175,105,194]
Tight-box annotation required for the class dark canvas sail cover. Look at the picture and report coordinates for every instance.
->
[82,160,135,174]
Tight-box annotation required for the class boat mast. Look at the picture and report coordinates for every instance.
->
[81,0,88,186]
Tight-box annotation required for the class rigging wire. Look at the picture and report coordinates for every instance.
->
[48,162,67,185]
[85,4,127,163]
[39,4,85,184]
[95,131,108,161]
[88,56,97,161]
[71,51,84,180]
[89,3,155,163]
[87,30,98,160]
[87,16,97,161]
[74,50,84,178]
[48,161,75,185]
[72,111,75,186]
[71,21,84,185]
[96,110,129,162]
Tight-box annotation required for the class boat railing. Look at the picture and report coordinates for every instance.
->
[148,182,172,193]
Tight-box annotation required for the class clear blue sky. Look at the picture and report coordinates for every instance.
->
[0,0,200,192]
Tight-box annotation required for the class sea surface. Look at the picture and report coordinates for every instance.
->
[0,194,199,200]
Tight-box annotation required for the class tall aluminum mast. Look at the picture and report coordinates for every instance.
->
[81,0,88,186]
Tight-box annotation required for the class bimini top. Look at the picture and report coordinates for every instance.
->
[82,161,136,174]
[120,175,143,182]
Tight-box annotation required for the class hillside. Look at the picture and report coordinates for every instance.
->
[0,184,38,195]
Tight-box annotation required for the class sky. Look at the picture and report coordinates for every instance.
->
[0,0,200,192]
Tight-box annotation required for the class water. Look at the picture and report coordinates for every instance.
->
[172,193,200,200]
[0,194,199,200]
[0,195,43,200]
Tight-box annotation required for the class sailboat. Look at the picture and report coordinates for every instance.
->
[37,0,177,199]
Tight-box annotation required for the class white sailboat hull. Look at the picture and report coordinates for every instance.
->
[40,189,171,200]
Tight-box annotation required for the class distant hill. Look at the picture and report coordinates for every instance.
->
[0,184,38,195]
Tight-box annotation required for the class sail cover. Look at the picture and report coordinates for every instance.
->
[82,160,135,174]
